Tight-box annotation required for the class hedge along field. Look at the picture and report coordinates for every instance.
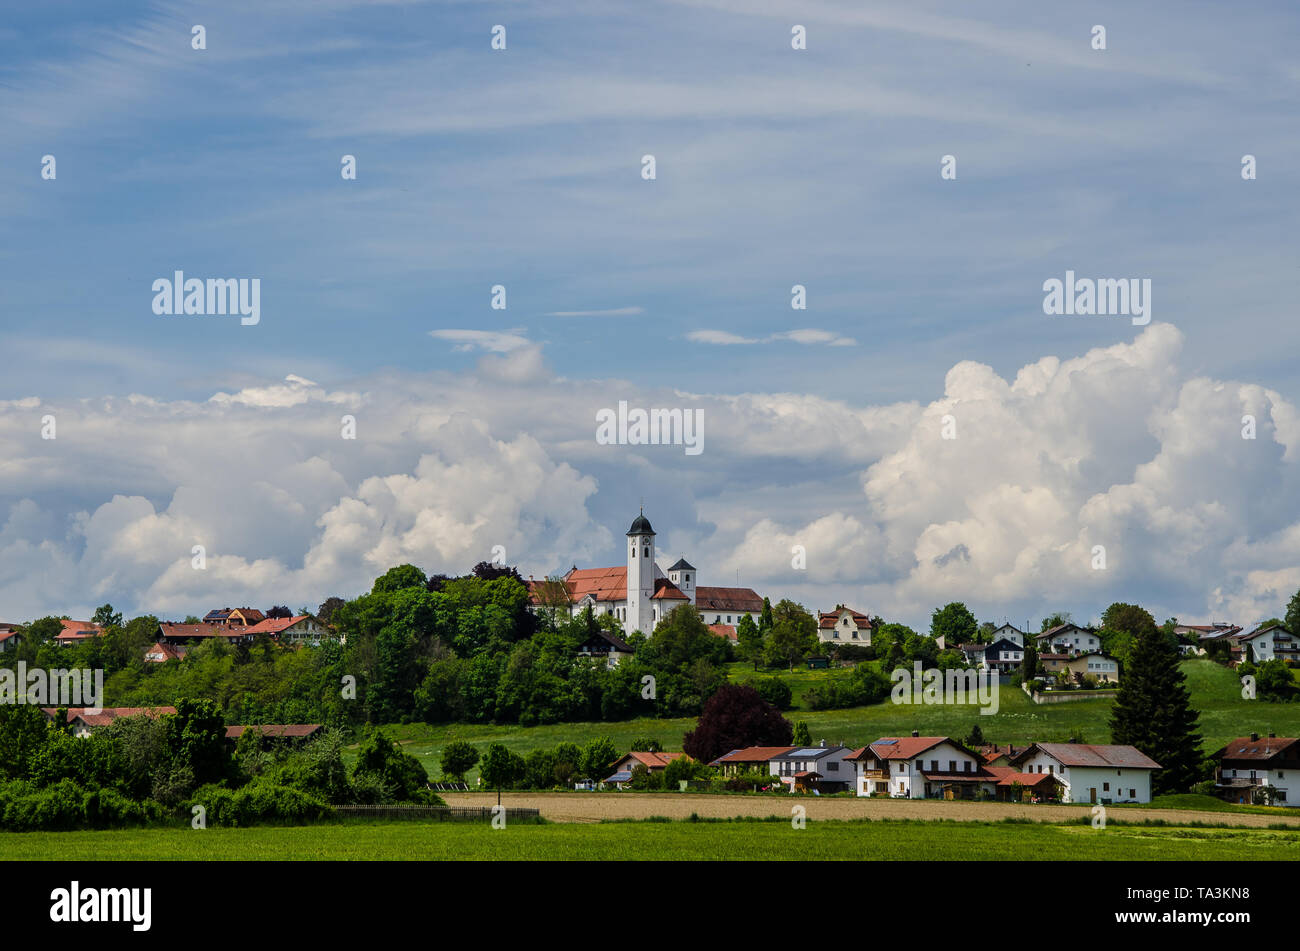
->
[368,660,1292,784]
[2,819,1299,861]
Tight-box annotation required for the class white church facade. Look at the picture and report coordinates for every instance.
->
[527,510,764,637]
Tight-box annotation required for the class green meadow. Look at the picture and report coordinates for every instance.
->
[364,659,1294,783]
[3,817,1297,861]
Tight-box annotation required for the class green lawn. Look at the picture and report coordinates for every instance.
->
[2,818,1297,861]
[371,660,1300,784]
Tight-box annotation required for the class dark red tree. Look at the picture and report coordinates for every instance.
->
[683,684,793,764]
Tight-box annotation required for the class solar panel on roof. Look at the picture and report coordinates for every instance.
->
[792,748,823,756]
[877,739,897,745]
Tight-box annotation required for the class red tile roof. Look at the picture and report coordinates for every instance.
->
[710,746,795,766]
[817,606,871,630]
[244,615,311,635]
[707,624,737,642]
[54,620,102,642]
[143,641,184,662]
[695,587,762,613]
[621,751,687,769]
[158,622,251,639]
[861,736,954,760]
[70,706,176,728]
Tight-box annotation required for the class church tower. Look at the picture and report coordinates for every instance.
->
[626,508,656,635]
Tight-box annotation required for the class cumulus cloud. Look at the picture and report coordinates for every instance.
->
[0,323,1297,631]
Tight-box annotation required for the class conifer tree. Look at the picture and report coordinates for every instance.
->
[1109,626,1202,794]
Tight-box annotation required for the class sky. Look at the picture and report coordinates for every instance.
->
[0,0,1298,631]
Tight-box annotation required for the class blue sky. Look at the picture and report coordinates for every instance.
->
[1,1,1298,629]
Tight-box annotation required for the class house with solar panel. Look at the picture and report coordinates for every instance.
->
[770,743,855,793]
[524,508,763,638]
[846,734,991,799]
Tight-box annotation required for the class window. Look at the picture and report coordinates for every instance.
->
[685,574,690,582]
[948,761,957,773]
[1103,782,1109,791]
[631,547,636,558]
[964,761,972,773]
[827,762,838,772]
[930,760,938,772]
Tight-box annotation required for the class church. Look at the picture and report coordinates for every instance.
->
[526,509,764,637]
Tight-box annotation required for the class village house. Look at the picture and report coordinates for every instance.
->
[575,628,633,669]
[1064,652,1120,684]
[1008,743,1160,804]
[816,606,873,646]
[47,706,177,738]
[961,637,1023,673]
[0,624,22,653]
[155,621,255,653]
[709,746,795,777]
[1237,624,1299,665]
[976,744,1029,768]
[983,766,1065,802]
[847,734,989,799]
[770,744,855,793]
[988,623,1028,647]
[602,750,688,788]
[224,724,322,745]
[1035,623,1101,655]
[1211,733,1300,806]
[54,620,103,647]
[203,607,266,627]
[244,613,336,645]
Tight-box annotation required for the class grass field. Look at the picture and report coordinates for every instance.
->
[2,817,1297,861]
[367,659,1297,784]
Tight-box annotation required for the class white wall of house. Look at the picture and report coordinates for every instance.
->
[857,741,982,798]
[1017,751,1153,803]
[1219,765,1295,805]
[992,625,1025,647]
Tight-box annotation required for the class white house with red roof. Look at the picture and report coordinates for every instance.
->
[244,613,336,645]
[525,509,763,637]
[816,606,873,646]
[847,734,990,799]
[1008,743,1160,804]
[54,620,103,647]
[603,750,688,787]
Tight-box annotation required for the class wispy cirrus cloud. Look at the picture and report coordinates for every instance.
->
[688,328,857,347]
[544,307,644,318]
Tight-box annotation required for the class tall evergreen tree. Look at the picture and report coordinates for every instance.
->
[1109,626,1202,795]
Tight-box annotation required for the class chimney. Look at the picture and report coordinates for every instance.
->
[1250,732,1259,741]
[911,730,919,738]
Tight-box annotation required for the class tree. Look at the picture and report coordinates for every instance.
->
[579,737,618,782]
[1101,603,1158,641]
[472,561,524,583]
[663,755,707,789]
[930,602,977,646]
[629,736,662,753]
[317,596,346,627]
[91,604,123,629]
[353,728,430,801]
[965,723,985,747]
[1109,627,1203,795]
[372,563,428,594]
[1022,644,1039,681]
[736,614,763,670]
[766,600,818,671]
[792,721,811,746]
[440,741,481,782]
[479,743,526,793]
[1286,589,1300,642]
[759,597,774,633]
[682,684,793,764]
[1040,612,1071,632]
[265,605,293,620]
[1255,659,1297,702]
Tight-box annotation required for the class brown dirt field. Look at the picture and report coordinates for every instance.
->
[442,791,1300,828]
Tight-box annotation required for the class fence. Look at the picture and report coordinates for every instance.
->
[334,804,541,822]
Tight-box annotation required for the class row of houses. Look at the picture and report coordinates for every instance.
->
[684,730,1298,806]
[0,610,339,661]
[708,734,1160,804]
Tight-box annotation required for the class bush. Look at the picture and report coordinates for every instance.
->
[746,677,793,710]
[189,781,332,826]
